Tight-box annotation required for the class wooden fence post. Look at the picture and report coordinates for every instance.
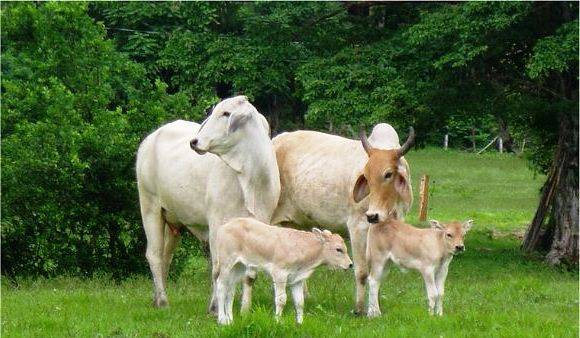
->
[419,175,430,222]
[444,134,448,150]
[498,137,503,153]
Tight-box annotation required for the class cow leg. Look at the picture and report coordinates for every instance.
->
[421,267,438,315]
[141,202,168,308]
[162,223,182,288]
[348,219,370,315]
[240,268,256,314]
[216,269,232,325]
[290,281,305,324]
[207,229,219,316]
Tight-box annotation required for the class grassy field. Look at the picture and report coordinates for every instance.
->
[2,149,578,337]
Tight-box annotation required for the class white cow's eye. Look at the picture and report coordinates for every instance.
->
[223,111,231,117]
[336,248,344,253]
[446,233,453,238]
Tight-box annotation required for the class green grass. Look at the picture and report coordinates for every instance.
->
[3,149,577,337]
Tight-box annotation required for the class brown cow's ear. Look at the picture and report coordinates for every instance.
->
[353,174,369,203]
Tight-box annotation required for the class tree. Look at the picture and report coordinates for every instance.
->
[1,2,195,277]
[521,15,578,265]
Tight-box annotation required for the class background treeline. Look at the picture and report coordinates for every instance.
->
[1,2,577,277]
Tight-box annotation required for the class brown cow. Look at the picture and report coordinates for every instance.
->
[268,123,415,314]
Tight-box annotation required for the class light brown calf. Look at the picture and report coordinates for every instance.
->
[214,217,353,325]
[366,219,473,317]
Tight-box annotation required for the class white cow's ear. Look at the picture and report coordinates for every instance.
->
[353,174,369,203]
[463,219,474,232]
[429,220,445,230]
[228,110,251,134]
[323,229,332,236]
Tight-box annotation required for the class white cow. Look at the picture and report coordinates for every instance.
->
[136,96,280,309]
[265,123,415,315]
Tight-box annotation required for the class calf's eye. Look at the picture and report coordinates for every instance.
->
[384,172,393,180]
[336,248,344,253]
[446,233,453,238]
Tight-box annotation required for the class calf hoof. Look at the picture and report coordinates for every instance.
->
[367,308,382,318]
[351,308,365,317]
[153,297,168,308]
[218,317,232,326]
[207,303,218,317]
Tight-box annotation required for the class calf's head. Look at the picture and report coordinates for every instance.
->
[430,220,474,254]
[190,95,269,156]
[313,228,353,270]
[353,127,415,224]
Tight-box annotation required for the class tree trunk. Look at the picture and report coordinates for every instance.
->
[497,118,514,152]
[522,111,578,266]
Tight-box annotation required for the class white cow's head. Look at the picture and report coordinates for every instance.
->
[190,96,269,156]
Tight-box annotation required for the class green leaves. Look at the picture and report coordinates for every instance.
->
[527,19,579,79]
[2,2,577,277]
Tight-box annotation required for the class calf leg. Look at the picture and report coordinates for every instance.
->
[348,221,370,315]
[421,267,438,315]
[226,264,245,323]
[434,258,452,316]
[367,259,388,318]
[240,268,256,314]
[290,281,305,324]
[141,200,168,308]
[272,272,288,322]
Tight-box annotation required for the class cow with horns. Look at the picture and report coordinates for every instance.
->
[244,123,415,315]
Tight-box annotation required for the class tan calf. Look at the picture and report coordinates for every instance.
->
[214,217,353,325]
[366,219,473,317]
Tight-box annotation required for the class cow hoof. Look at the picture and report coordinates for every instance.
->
[367,309,381,318]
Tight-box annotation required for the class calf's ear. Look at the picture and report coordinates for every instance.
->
[463,219,474,232]
[312,228,326,241]
[429,220,445,230]
[353,174,369,203]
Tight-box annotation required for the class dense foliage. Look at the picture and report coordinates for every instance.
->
[2,2,577,276]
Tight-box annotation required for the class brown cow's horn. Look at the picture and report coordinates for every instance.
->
[398,127,415,157]
[359,127,372,155]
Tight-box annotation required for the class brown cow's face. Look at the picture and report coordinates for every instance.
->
[430,220,474,254]
[352,127,414,224]
[353,148,412,223]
